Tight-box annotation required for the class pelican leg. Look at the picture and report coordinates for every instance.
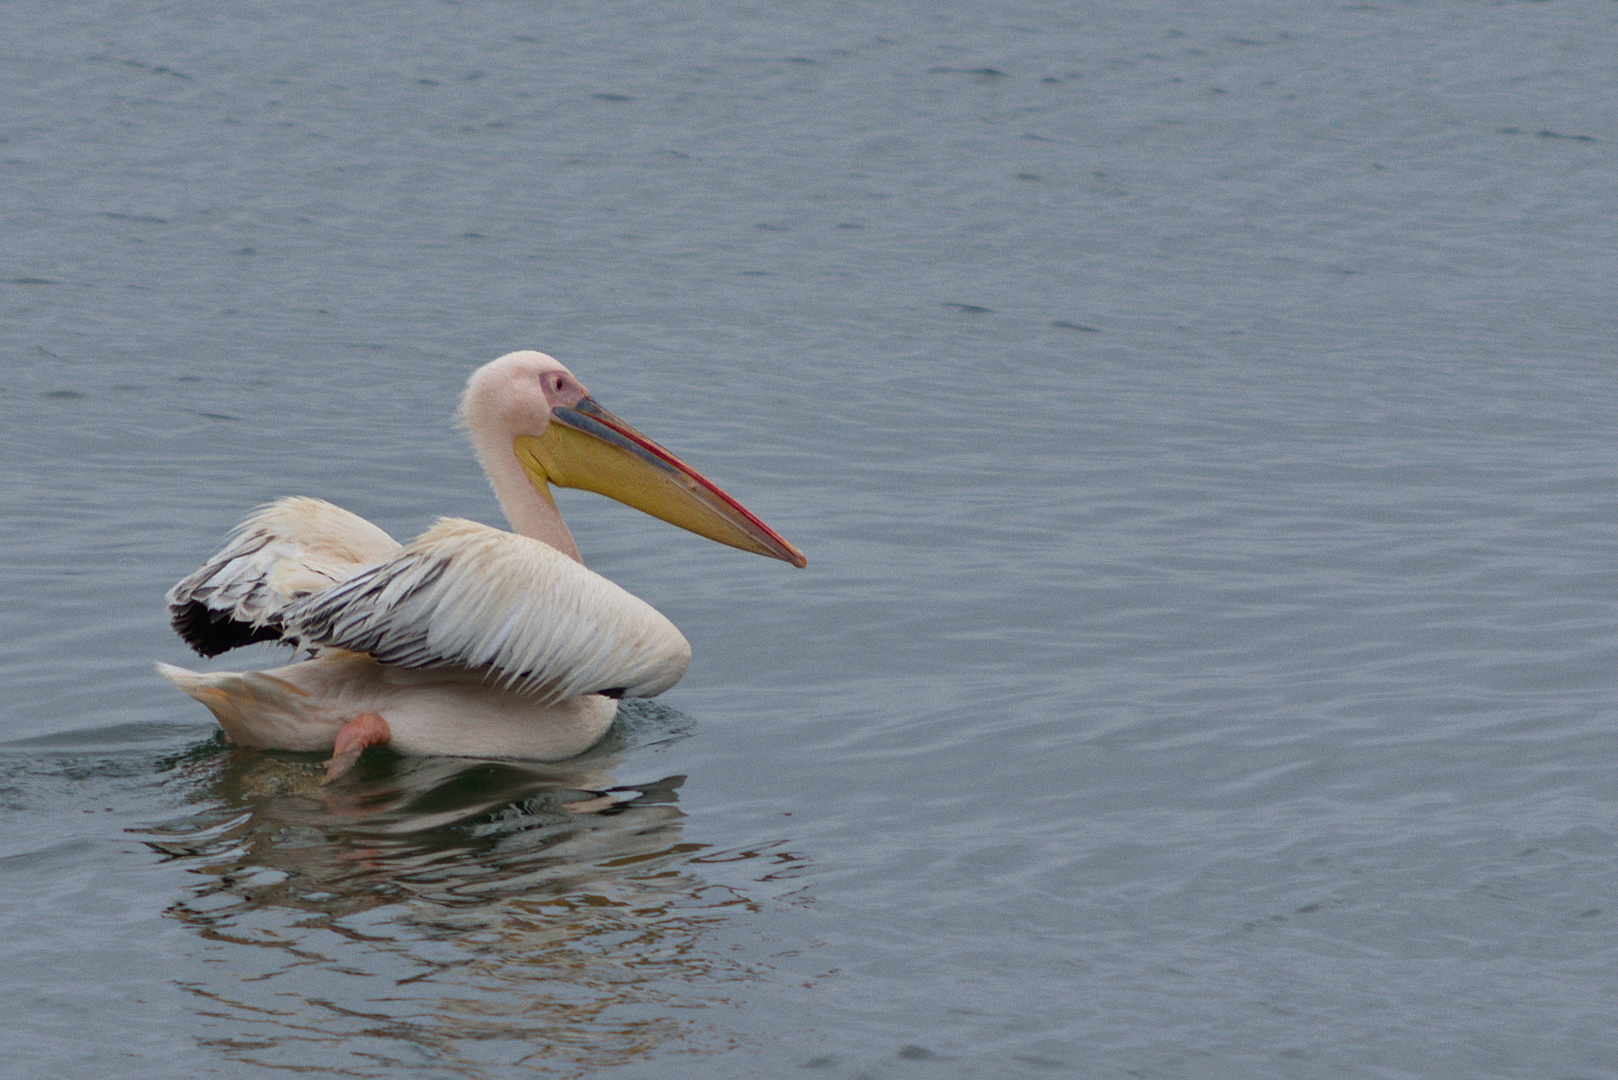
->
[323,712,391,782]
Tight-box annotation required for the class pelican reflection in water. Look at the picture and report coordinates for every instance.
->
[142,706,813,1074]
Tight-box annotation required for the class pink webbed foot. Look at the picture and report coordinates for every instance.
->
[323,712,392,783]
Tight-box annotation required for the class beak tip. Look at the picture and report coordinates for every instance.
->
[774,541,807,568]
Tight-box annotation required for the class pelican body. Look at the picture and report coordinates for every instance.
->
[159,351,804,777]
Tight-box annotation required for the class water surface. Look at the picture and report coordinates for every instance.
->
[3,1,1617,1077]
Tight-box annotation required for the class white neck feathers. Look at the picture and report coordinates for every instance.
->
[460,364,583,563]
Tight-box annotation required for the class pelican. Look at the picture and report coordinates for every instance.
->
[157,350,804,779]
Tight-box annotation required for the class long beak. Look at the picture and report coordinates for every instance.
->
[513,397,807,567]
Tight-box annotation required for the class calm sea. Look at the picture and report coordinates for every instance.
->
[3,1,1616,1077]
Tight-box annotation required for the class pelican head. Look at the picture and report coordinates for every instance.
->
[462,351,806,567]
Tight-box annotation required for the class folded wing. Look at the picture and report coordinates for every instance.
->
[167,497,402,656]
[282,518,691,704]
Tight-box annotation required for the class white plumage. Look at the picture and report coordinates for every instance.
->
[168,497,401,648]
[285,516,689,703]
[157,350,802,776]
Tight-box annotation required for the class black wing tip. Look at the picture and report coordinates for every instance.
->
[170,600,285,658]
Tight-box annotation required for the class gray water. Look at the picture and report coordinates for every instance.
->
[3,1,1617,1077]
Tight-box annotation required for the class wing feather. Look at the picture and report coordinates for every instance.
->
[282,518,691,703]
[167,497,402,656]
